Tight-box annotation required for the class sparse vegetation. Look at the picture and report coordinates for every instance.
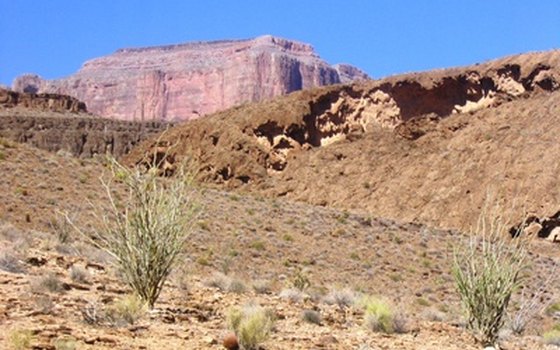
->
[452,211,527,346]
[249,239,265,251]
[69,265,90,284]
[279,288,305,303]
[52,335,77,350]
[543,329,560,346]
[227,304,275,350]
[30,273,65,294]
[362,296,395,334]
[205,272,247,294]
[33,295,55,314]
[301,309,322,325]
[106,293,146,326]
[8,329,34,350]
[252,279,272,294]
[0,251,26,273]
[68,156,200,308]
[323,288,356,309]
[291,267,311,291]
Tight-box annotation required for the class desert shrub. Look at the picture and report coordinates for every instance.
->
[52,336,77,350]
[508,273,557,335]
[205,272,231,290]
[544,329,560,346]
[301,309,322,325]
[205,272,247,294]
[227,304,275,350]
[69,265,90,284]
[228,278,247,294]
[323,288,356,308]
[33,295,55,314]
[362,296,394,333]
[30,273,65,294]
[81,300,104,325]
[392,311,409,334]
[0,251,26,273]
[546,302,560,317]
[291,267,311,291]
[68,156,199,308]
[279,288,305,303]
[106,294,146,326]
[252,279,272,294]
[452,212,527,346]
[8,329,34,350]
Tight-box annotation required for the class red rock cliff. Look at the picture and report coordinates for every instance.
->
[13,35,369,121]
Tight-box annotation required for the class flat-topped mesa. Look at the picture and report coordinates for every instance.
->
[13,35,369,121]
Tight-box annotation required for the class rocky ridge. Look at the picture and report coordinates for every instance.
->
[13,35,369,121]
[126,49,560,230]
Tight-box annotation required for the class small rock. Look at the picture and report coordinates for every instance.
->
[222,332,239,350]
[203,335,217,345]
[315,335,338,348]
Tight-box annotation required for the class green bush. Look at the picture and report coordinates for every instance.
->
[452,213,526,346]
[227,304,275,350]
[69,156,199,308]
[362,296,394,333]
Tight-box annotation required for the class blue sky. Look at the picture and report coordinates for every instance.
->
[1,1,559,86]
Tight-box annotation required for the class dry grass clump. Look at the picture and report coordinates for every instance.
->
[227,304,275,350]
[301,309,322,325]
[52,335,77,350]
[8,328,34,350]
[0,251,26,273]
[252,279,272,294]
[359,296,406,334]
[279,288,306,303]
[105,294,146,326]
[543,328,560,346]
[323,288,356,308]
[69,265,90,284]
[205,272,247,294]
[30,273,65,294]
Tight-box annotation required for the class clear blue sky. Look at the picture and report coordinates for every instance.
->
[1,1,559,86]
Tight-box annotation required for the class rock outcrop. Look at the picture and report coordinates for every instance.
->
[0,88,86,113]
[13,35,369,121]
[0,88,167,157]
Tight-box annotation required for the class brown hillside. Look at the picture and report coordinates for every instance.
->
[1,138,559,349]
[126,50,560,231]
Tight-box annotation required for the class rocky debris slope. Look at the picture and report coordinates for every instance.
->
[13,35,369,121]
[1,141,559,349]
[126,50,560,230]
[0,88,167,157]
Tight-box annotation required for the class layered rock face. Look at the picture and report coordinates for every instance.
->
[0,88,167,157]
[0,87,86,113]
[13,35,369,121]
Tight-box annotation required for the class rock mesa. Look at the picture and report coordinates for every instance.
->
[13,35,369,121]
